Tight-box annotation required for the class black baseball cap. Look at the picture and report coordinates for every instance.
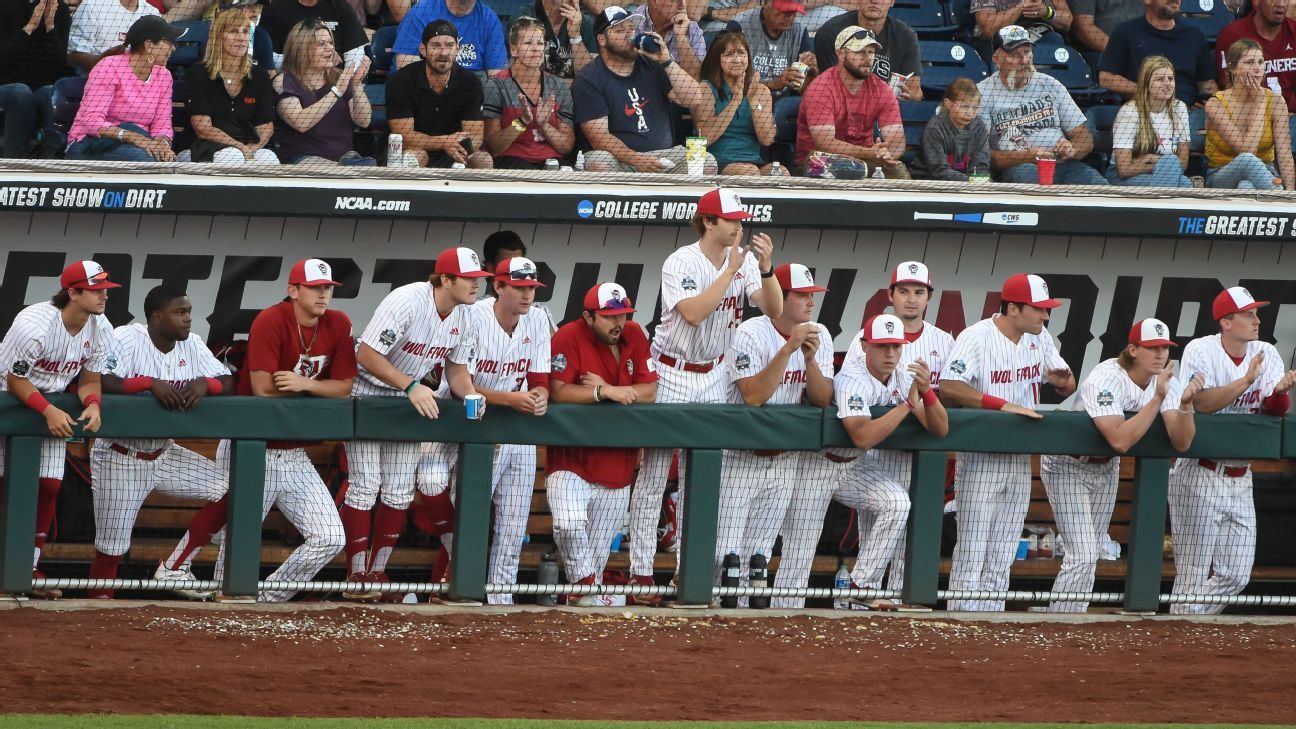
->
[992,24,1033,52]
[124,15,186,49]
[422,19,458,43]
[594,5,633,35]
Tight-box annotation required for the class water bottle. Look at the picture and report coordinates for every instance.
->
[536,551,560,607]
[769,161,781,176]
[720,552,741,608]
[871,165,885,180]
[749,552,769,609]
[833,560,850,610]
[575,150,585,171]
[544,158,560,172]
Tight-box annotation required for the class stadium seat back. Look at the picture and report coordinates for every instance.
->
[891,0,959,37]
[918,40,987,98]
[364,83,387,132]
[1084,103,1119,174]
[900,99,939,149]
[170,20,211,69]
[1178,0,1235,43]
[370,25,399,81]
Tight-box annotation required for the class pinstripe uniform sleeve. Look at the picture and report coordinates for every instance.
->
[84,314,114,373]
[1258,342,1285,396]
[0,313,47,379]
[835,372,875,420]
[107,325,139,377]
[529,318,552,375]
[189,334,233,378]
[814,324,835,378]
[449,304,485,365]
[359,286,416,356]
[660,250,700,314]
[1160,375,1185,413]
[1040,326,1069,372]
[739,252,762,300]
[1178,339,1215,388]
[727,321,769,383]
[1078,369,1125,419]
[944,325,983,388]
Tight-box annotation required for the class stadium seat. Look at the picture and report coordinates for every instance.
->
[1178,0,1236,43]
[369,25,399,82]
[1083,104,1119,175]
[169,20,210,69]
[34,75,87,157]
[364,83,387,132]
[899,99,939,164]
[890,0,959,38]
[1029,42,1112,106]
[482,0,533,24]
[703,29,722,51]
[917,40,987,99]
[946,0,975,38]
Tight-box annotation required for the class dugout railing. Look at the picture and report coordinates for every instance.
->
[0,394,1290,612]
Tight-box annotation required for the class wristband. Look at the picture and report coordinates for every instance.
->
[82,393,102,408]
[661,57,674,68]
[981,394,1008,411]
[204,377,224,395]
[760,268,774,278]
[593,384,602,402]
[512,118,527,132]
[922,389,939,407]
[331,86,344,99]
[24,391,51,414]
[117,128,125,141]
[404,380,419,395]
[122,376,154,394]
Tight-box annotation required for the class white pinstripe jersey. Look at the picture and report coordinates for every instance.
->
[840,322,956,387]
[834,366,913,476]
[0,301,113,394]
[653,242,763,363]
[102,323,231,451]
[354,282,475,397]
[944,315,1068,408]
[445,299,552,393]
[1178,335,1285,467]
[725,316,834,405]
[1070,358,1182,419]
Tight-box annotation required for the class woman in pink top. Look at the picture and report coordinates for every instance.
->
[66,15,179,162]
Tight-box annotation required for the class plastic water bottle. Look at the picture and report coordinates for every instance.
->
[574,150,585,171]
[720,552,741,608]
[769,161,781,176]
[749,553,769,609]
[833,560,850,610]
[536,551,560,607]
[871,165,885,180]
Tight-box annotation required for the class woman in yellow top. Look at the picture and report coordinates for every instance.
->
[1204,39,1295,190]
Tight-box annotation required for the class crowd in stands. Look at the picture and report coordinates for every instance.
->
[2,0,1296,186]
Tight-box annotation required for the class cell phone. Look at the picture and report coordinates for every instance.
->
[633,33,662,54]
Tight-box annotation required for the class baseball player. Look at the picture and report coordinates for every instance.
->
[775,312,950,610]
[546,283,657,606]
[88,285,236,599]
[414,257,552,605]
[1040,318,1200,612]
[340,247,488,599]
[0,260,115,599]
[155,258,356,602]
[717,263,833,600]
[938,273,1075,612]
[480,231,557,332]
[630,187,782,603]
[832,260,957,598]
[1169,287,1296,615]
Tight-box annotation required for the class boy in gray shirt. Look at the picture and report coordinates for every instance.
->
[914,78,991,181]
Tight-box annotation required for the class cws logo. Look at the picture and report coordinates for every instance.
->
[336,196,412,212]
[577,198,774,223]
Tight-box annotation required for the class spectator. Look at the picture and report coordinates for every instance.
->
[534,0,597,78]
[66,15,179,161]
[273,18,372,164]
[628,0,705,76]
[483,16,576,168]
[968,0,1071,49]
[1071,0,1142,54]
[392,0,508,73]
[693,31,781,173]
[203,0,277,74]
[261,0,367,64]
[912,77,991,180]
[387,19,493,167]
[185,7,279,163]
[573,6,715,173]
[813,0,921,100]
[795,26,907,177]
[1109,55,1192,186]
[978,24,1107,183]
[1204,38,1294,188]
[0,0,72,157]
[1098,0,1216,106]
[727,0,815,146]
[67,0,160,73]
[1215,0,1296,116]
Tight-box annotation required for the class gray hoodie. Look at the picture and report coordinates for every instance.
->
[913,107,991,181]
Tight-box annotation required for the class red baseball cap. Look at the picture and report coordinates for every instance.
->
[696,188,752,220]
[435,247,493,278]
[494,257,545,287]
[891,260,932,288]
[1212,286,1269,320]
[60,260,121,290]
[771,0,806,12]
[288,258,341,287]
[584,282,636,315]
[775,263,827,293]
[863,314,907,344]
[1000,273,1061,309]
[1129,318,1177,347]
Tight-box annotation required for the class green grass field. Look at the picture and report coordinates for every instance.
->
[1,719,1288,729]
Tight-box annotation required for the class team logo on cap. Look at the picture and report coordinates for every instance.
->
[12,361,30,376]
[1040,280,1050,295]
[1097,390,1114,407]
[551,353,567,373]
[847,394,864,411]
[317,262,329,277]
[908,263,919,275]
[469,252,482,269]
[379,329,397,347]
[884,320,895,333]
[1154,323,1165,336]
[735,352,751,371]
[949,359,966,375]
[731,192,744,207]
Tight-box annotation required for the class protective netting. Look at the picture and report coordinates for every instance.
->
[4,0,1294,189]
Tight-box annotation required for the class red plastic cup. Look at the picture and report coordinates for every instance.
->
[1036,156,1056,186]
